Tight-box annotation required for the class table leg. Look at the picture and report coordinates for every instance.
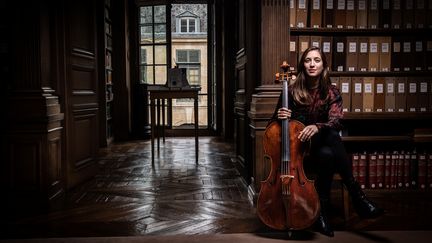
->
[194,95,199,163]
[162,98,165,143]
[157,98,160,153]
[150,97,155,163]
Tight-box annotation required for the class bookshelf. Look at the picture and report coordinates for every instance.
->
[287,0,432,193]
[101,0,114,146]
[290,27,431,35]
[343,112,432,120]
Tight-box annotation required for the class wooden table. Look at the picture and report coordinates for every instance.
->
[147,85,201,163]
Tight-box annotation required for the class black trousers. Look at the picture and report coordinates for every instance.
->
[303,128,353,200]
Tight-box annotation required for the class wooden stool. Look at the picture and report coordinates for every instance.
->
[305,172,350,221]
[333,173,350,222]
[303,156,350,221]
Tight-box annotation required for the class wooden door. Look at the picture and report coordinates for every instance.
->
[62,0,99,189]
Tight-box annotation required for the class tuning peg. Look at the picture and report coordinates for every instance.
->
[275,72,281,84]
[280,61,290,72]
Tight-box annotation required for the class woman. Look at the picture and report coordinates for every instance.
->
[272,46,383,237]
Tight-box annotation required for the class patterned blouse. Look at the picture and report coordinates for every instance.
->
[272,85,344,131]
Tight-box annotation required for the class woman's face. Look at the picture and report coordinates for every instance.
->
[303,50,324,78]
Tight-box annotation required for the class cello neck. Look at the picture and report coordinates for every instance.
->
[277,61,292,175]
[281,79,290,166]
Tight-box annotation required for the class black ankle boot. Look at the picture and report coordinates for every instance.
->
[315,199,334,237]
[345,178,384,219]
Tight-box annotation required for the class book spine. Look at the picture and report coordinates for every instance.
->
[368,153,377,189]
[403,153,411,188]
[410,153,418,189]
[418,154,427,189]
[428,154,432,189]
[384,153,392,189]
[352,153,360,181]
[376,153,385,188]
[359,153,368,189]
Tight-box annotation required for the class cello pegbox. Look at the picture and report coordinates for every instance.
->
[275,72,281,84]
[276,61,291,83]
[280,61,290,73]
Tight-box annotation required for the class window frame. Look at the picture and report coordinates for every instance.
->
[138,5,171,85]
[178,17,198,33]
[136,1,214,132]
[175,49,201,85]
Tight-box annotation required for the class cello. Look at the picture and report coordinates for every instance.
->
[257,61,320,230]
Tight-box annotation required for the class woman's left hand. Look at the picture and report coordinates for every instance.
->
[298,125,318,142]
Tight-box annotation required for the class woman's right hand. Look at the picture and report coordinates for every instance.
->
[277,107,292,120]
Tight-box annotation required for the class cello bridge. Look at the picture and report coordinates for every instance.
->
[280,175,294,186]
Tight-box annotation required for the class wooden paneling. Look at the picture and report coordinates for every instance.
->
[238,0,245,50]
[233,0,260,185]
[71,64,97,91]
[47,137,62,194]
[63,0,99,189]
[73,114,96,164]
[69,2,95,52]
[112,0,132,140]
[235,47,247,181]
[5,1,65,208]
[261,0,291,85]
[8,126,64,199]
[9,141,40,190]
[7,93,65,207]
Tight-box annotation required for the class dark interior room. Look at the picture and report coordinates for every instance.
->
[2,0,432,242]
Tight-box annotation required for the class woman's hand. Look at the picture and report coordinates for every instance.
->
[277,107,292,120]
[298,125,318,142]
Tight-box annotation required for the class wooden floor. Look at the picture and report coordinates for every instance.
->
[2,137,432,239]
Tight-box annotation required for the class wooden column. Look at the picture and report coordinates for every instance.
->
[5,1,65,211]
[234,0,260,185]
[112,0,132,141]
[248,0,290,201]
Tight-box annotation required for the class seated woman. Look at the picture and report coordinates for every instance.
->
[272,46,384,237]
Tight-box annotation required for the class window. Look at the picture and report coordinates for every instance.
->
[176,49,200,85]
[140,49,147,83]
[176,11,199,33]
[139,5,168,84]
[180,18,196,33]
[137,3,210,128]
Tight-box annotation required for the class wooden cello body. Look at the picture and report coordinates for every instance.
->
[256,62,320,230]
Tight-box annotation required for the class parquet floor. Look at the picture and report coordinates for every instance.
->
[2,137,432,239]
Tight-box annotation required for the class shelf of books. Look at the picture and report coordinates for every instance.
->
[287,2,432,105]
[104,0,114,145]
[351,151,432,191]
[343,112,432,120]
[286,0,432,192]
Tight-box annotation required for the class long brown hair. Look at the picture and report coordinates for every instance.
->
[291,46,331,105]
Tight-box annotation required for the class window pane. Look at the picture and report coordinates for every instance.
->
[188,68,200,85]
[155,66,167,85]
[154,45,166,64]
[189,50,200,62]
[177,50,187,62]
[154,5,166,23]
[140,7,152,24]
[180,19,187,32]
[140,46,153,64]
[140,48,147,64]
[170,4,208,128]
[189,19,195,32]
[140,65,153,84]
[140,26,153,44]
[154,24,166,43]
